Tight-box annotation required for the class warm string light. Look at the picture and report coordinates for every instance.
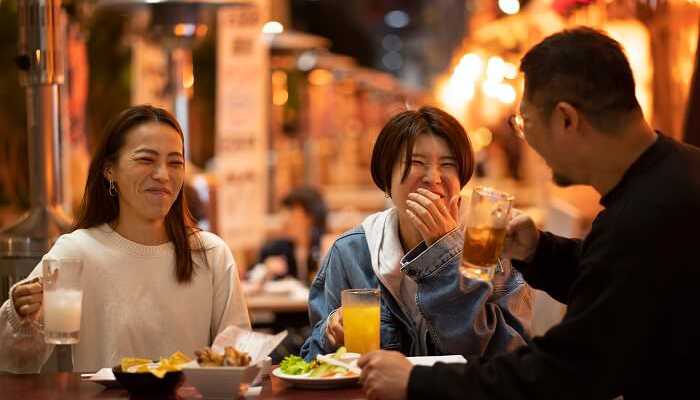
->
[271,70,288,106]
[437,52,519,116]
[308,69,333,86]
[262,21,284,34]
[498,0,521,15]
[471,127,494,152]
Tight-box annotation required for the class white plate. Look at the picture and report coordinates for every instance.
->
[272,367,360,390]
[81,368,121,389]
[263,279,303,295]
[272,354,466,390]
[407,355,467,366]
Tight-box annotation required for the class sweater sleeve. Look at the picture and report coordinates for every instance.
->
[0,237,77,374]
[511,231,582,304]
[0,234,86,373]
[209,237,251,341]
[0,278,55,373]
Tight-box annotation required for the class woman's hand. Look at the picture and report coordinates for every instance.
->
[12,277,43,319]
[406,188,460,245]
[326,307,344,348]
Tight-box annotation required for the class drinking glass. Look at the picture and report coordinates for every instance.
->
[460,186,514,287]
[42,258,84,344]
[341,289,380,354]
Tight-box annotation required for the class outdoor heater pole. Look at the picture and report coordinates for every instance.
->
[0,0,73,372]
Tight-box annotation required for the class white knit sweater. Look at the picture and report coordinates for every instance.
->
[0,224,251,373]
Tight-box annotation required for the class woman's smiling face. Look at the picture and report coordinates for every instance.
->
[389,133,462,218]
[105,121,185,224]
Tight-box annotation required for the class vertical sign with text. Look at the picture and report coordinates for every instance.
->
[216,1,269,251]
[131,37,171,110]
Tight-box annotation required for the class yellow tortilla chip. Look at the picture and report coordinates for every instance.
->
[160,358,177,371]
[120,357,151,372]
[120,351,192,378]
[131,364,152,374]
[150,365,169,378]
[166,351,192,366]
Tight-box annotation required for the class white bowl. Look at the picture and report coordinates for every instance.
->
[256,356,272,382]
[183,363,260,399]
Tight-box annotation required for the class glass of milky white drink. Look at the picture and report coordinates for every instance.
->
[42,259,84,344]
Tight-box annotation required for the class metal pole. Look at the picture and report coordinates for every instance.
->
[1,0,73,373]
[170,47,193,162]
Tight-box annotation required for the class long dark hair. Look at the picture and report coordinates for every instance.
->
[74,104,201,283]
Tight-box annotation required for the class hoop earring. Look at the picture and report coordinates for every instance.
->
[108,179,118,197]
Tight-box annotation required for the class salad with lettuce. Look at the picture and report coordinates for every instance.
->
[280,347,357,378]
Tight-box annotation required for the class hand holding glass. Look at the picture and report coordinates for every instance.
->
[460,187,514,286]
[341,289,380,354]
[42,259,84,344]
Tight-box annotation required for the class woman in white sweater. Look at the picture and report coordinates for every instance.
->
[0,105,250,373]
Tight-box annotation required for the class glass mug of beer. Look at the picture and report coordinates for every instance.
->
[42,259,84,344]
[341,289,380,354]
[460,186,514,286]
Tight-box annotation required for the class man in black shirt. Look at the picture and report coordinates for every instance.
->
[357,27,700,400]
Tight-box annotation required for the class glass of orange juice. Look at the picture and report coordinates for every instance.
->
[341,289,380,354]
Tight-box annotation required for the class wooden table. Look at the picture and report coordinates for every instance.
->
[246,293,309,334]
[0,372,366,400]
[246,294,308,314]
[262,374,365,400]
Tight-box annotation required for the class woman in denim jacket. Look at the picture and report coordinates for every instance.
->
[301,107,532,360]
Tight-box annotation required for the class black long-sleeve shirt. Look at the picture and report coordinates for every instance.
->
[408,133,700,400]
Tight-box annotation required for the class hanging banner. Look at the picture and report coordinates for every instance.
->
[131,37,171,109]
[216,0,269,251]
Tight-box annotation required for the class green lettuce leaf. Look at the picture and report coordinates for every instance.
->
[308,363,347,377]
[280,355,311,375]
[333,346,347,359]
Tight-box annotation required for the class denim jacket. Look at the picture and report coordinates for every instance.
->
[300,218,532,361]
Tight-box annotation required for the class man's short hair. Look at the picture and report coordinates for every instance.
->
[370,106,474,195]
[520,26,641,132]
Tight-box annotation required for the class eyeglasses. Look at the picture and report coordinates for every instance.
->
[508,113,525,139]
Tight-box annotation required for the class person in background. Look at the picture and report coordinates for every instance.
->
[183,182,208,227]
[357,27,700,400]
[0,105,250,373]
[301,106,532,361]
[248,187,328,286]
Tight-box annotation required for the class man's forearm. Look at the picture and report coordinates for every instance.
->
[511,231,582,304]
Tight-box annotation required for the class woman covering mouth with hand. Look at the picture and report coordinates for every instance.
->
[301,106,532,360]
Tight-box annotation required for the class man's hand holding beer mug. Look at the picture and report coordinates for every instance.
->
[502,209,540,263]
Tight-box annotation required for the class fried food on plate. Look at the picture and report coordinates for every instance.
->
[194,346,251,367]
